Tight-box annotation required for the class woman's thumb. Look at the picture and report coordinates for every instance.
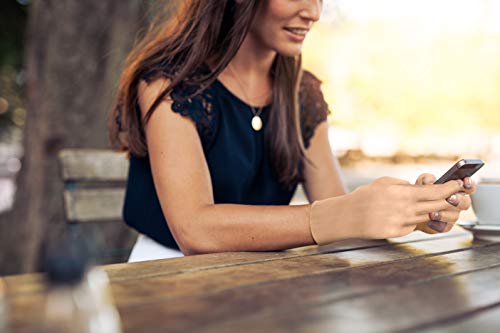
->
[416,173,436,185]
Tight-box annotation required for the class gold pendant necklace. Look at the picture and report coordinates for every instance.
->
[251,114,263,131]
[227,64,271,132]
[249,102,265,132]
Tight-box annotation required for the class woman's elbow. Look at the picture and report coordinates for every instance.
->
[174,219,224,256]
[178,238,224,256]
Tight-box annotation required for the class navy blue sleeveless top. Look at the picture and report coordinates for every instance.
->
[121,65,331,250]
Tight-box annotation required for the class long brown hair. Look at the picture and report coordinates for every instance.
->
[109,0,310,189]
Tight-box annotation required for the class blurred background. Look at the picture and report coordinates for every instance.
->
[0,0,499,275]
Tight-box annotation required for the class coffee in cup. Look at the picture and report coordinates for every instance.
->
[471,178,500,225]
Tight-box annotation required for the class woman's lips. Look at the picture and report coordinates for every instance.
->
[283,27,309,42]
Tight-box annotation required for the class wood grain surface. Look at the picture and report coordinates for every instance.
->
[4,228,500,333]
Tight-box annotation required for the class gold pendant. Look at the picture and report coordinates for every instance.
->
[251,115,263,131]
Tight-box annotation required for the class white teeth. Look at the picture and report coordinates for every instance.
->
[285,28,307,36]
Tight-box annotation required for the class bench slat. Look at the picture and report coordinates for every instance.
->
[58,149,129,182]
[63,188,125,222]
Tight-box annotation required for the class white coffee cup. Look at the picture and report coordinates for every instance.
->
[471,178,500,225]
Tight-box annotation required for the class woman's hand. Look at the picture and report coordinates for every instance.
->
[335,177,466,240]
[413,173,476,234]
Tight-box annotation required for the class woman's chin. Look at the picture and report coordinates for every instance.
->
[275,44,303,57]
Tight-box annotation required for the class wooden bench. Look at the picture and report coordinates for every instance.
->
[58,149,137,264]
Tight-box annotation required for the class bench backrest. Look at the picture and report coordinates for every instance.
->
[58,149,136,263]
[59,149,128,222]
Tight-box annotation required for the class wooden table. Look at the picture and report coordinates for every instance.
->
[3,228,500,333]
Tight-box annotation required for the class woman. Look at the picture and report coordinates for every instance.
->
[109,0,475,262]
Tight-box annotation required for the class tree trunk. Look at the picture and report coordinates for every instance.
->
[0,0,151,275]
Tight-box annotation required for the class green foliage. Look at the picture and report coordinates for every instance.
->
[0,1,28,69]
[0,1,28,136]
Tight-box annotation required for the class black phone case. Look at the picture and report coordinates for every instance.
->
[434,159,485,184]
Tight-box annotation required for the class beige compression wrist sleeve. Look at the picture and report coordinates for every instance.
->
[309,200,333,245]
[309,198,338,245]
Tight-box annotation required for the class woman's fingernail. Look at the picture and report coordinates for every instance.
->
[464,178,473,189]
[427,221,447,232]
[424,178,435,185]
[430,212,441,221]
[447,194,459,206]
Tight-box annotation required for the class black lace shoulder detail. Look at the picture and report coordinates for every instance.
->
[138,64,219,152]
[169,81,218,152]
[299,70,332,149]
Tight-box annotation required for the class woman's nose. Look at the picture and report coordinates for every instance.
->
[300,0,322,22]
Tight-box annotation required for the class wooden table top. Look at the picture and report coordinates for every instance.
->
[3,227,500,333]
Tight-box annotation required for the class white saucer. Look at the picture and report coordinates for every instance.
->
[458,220,500,241]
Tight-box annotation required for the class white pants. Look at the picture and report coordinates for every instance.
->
[128,234,184,262]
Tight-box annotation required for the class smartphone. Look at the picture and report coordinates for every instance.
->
[434,159,485,184]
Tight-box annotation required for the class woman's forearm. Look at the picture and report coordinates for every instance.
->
[173,177,471,255]
[178,203,315,255]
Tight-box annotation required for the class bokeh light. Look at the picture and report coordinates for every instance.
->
[304,0,500,160]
